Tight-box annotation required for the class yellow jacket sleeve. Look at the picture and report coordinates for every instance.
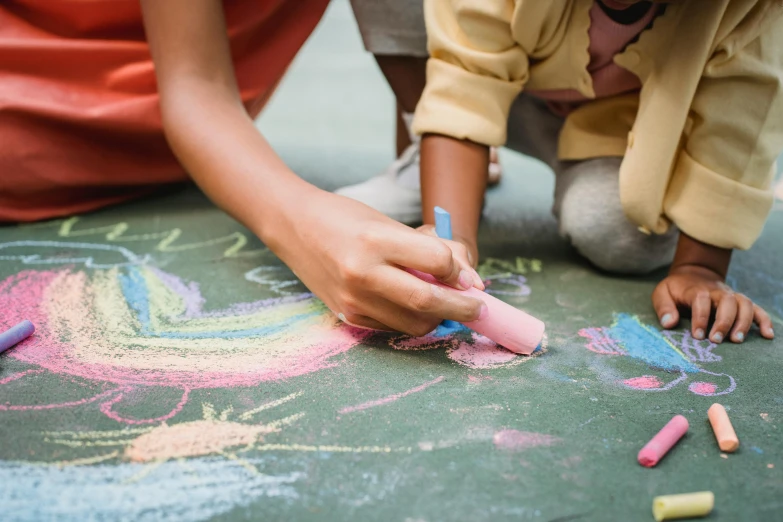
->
[412,0,527,146]
[665,15,783,250]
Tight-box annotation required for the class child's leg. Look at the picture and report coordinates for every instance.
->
[340,1,500,224]
[505,95,678,275]
[554,158,678,275]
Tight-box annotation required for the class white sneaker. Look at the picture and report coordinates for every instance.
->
[336,112,502,225]
[336,138,424,225]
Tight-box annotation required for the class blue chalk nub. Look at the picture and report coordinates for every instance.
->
[433,206,458,329]
[434,206,453,241]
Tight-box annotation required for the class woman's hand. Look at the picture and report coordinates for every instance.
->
[267,188,486,336]
[417,224,480,271]
[652,233,774,343]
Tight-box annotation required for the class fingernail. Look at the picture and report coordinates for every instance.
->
[765,327,775,338]
[458,270,473,290]
[337,313,347,323]
[661,314,673,327]
[712,332,723,343]
[694,329,705,340]
[478,303,489,321]
[472,269,485,290]
[734,332,744,342]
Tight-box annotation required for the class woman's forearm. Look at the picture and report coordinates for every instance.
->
[420,134,488,243]
[157,82,314,247]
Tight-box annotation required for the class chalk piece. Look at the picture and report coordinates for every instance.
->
[434,206,453,241]
[652,491,714,521]
[433,206,466,330]
[410,270,544,354]
[0,320,35,354]
[638,415,689,467]
[707,403,739,453]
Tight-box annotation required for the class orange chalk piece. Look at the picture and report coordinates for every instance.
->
[707,403,739,452]
[638,415,689,467]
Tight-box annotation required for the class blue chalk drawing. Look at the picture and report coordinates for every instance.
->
[1,457,303,522]
[580,314,737,396]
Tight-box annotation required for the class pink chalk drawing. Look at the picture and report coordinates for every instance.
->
[387,325,545,370]
[0,241,371,424]
[578,314,737,396]
[338,376,445,414]
[0,243,542,425]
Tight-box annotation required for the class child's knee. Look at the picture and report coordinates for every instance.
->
[555,158,677,275]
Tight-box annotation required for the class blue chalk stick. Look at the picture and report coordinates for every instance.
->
[0,320,35,354]
[434,206,453,241]
[433,206,460,328]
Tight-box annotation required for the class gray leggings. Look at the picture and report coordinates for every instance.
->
[351,0,678,275]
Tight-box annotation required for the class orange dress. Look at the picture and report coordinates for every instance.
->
[0,0,329,222]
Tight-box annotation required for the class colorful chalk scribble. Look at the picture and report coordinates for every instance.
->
[0,242,537,425]
[579,314,736,396]
[0,239,543,520]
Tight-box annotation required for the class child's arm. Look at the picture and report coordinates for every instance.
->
[140,0,485,335]
[653,233,774,343]
[420,135,489,266]
[652,12,783,343]
[413,1,528,261]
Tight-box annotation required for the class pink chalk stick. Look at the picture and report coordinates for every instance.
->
[638,415,689,467]
[409,270,545,355]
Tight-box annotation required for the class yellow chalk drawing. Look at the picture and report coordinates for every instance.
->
[42,394,410,482]
[58,216,266,259]
[477,257,543,279]
[238,391,303,420]
[254,444,411,454]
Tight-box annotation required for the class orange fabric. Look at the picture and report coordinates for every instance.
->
[0,0,329,222]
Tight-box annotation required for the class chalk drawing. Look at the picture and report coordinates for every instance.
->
[493,429,561,452]
[338,376,445,414]
[0,457,304,522]
[579,314,737,396]
[0,240,374,423]
[58,216,265,258]
[383,257,543,368]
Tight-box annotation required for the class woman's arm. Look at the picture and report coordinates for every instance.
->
[140,0,485,335]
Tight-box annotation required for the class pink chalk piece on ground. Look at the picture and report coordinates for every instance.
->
[408,270,545,355]
[638,415,689,467]
[0,320,35,354]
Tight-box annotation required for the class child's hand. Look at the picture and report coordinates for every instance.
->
[652,234,775,344]
[417,224,481,273]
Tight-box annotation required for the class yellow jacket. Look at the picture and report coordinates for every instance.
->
[413,0,783,249]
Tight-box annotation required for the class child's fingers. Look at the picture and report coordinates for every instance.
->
[709,293,738,344]
[754,304,775,340]
[729,294,754,343]
[652,282,679,329]
[690,291,712,340]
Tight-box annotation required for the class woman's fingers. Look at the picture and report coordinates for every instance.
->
[365,265,484,326]
[381,226,480,290]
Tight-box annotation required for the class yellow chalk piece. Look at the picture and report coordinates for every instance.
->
[708,403,739,453]
[652,492,714,521]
